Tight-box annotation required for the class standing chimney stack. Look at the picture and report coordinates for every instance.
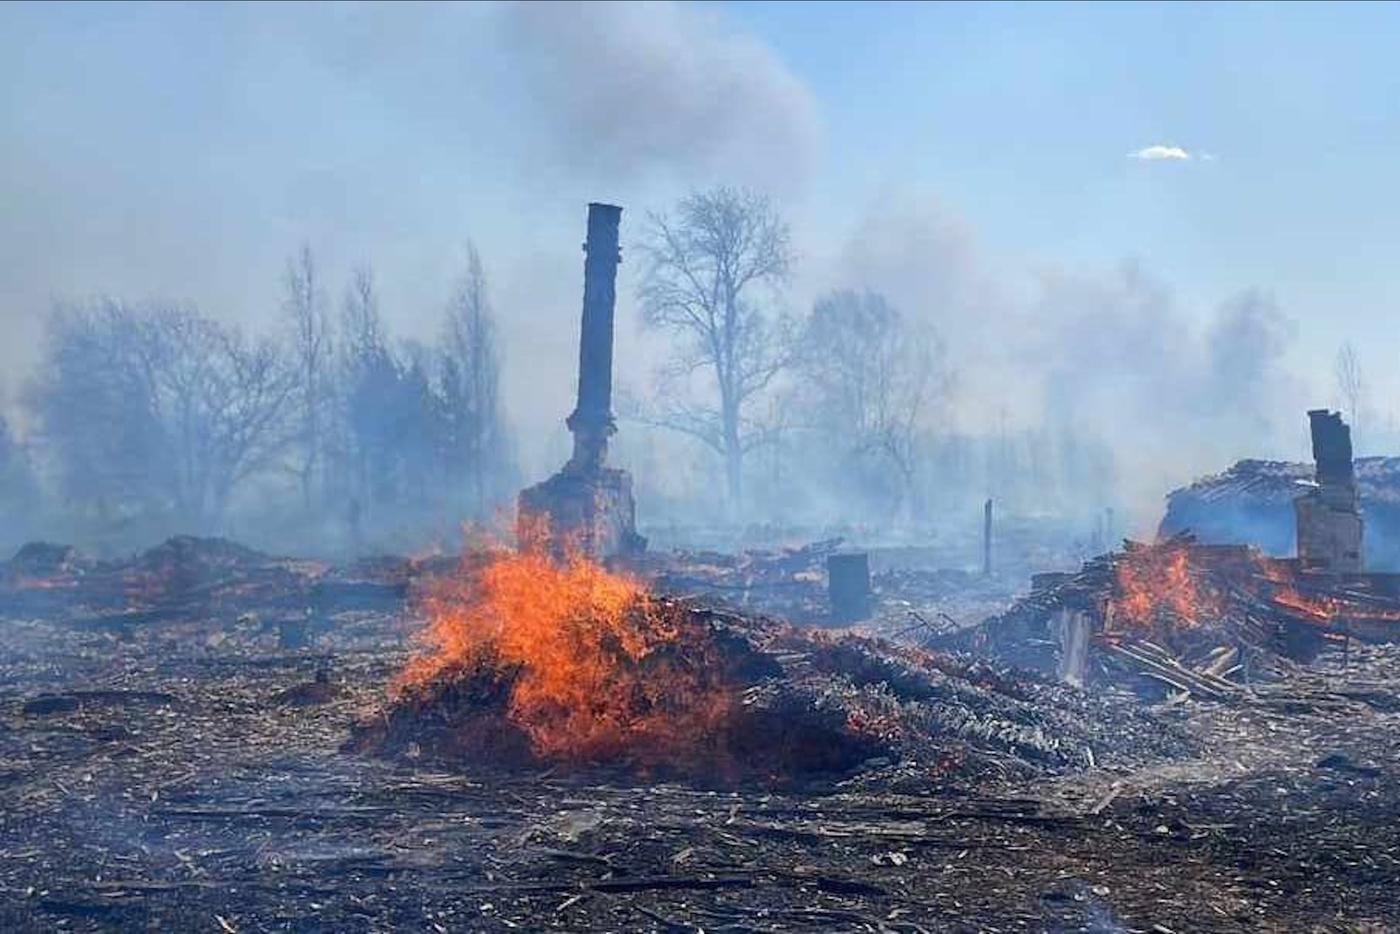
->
[1294,409,1363,572]
[518,203,644,561]
[566,203,622,473]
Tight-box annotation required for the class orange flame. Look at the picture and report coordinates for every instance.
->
[1252,557,1400,626]
[1109,545,1220,633]
[395,538,736,767]
[1271,588,1338,621]
[1252,559,1338,623]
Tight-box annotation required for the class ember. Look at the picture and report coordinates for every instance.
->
[1108,539,1220,634]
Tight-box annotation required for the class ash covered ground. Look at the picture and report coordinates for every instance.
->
[0,539,1397,932]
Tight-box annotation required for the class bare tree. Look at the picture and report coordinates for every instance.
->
[342,265,384,365]
[338,265,397,511]
[0,407,41,538]
[27,300,295,530]
[26,301,169,521]
[1335,341,1365,441]
[144,308,297,522]
[637,187,794,511]
[441,242,508,515]
[796,290,950,519]
[283,245,334,509]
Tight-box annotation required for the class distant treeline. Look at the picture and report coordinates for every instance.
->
[9,243,513,555]
[0,187,1155,556]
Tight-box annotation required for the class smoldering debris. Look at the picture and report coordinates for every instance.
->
[944,531,1400,702]
[0,535,443,649]
[1,536,1398,930]
[634,536,1018,630]
[351,590,1186,787]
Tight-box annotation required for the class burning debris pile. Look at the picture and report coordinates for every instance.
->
[351,546,1186,785]
[948,532,1400,699]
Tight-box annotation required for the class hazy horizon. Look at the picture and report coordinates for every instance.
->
[4,1,1398,539]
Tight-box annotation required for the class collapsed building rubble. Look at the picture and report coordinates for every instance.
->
[1294,408,1365,572]
[1,534,1398,930]
[0,535,433,650]
[634,537,1017,632]
[954,411,1400,699]
[1,527,1399,929]
[945,531,1400,699]
[1161,411,1400,568]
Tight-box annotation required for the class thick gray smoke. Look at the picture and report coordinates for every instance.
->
[0,3,1336,555]
[1033,267,1304,523]
[826,196,1307,535]
[501,1,820,192]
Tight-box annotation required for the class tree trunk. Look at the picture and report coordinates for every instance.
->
[721,392,743,515]
[721,425,743,515]
[724,442,743,517]
[300,465,312,512]
[301,405,318,511]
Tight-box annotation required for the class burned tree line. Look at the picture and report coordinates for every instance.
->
[17,243,514,552]
[624,189,1359,536]
[629,187,1112,528]
[630,187,957,523]
[3,186,1309,551]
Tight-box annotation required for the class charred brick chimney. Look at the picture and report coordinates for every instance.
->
[517,203,644,561]
[1308,408,1354,487]
[565,203,622,473]
[1294,409,1363,572]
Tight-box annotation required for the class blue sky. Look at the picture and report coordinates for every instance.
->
[730,1,1400,326]
[2,1,1398,494]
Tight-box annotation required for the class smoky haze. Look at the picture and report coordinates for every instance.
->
[0,1,1374,560]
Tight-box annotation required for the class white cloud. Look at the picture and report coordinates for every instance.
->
[1128,145,1193,161]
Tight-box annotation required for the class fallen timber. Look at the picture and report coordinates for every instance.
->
[1095,635,1242,701]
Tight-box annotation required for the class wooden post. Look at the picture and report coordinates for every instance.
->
[278,615,310,650]
[1051,609,1090,688]
[827,553,872,625]
[982,498,993,576]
